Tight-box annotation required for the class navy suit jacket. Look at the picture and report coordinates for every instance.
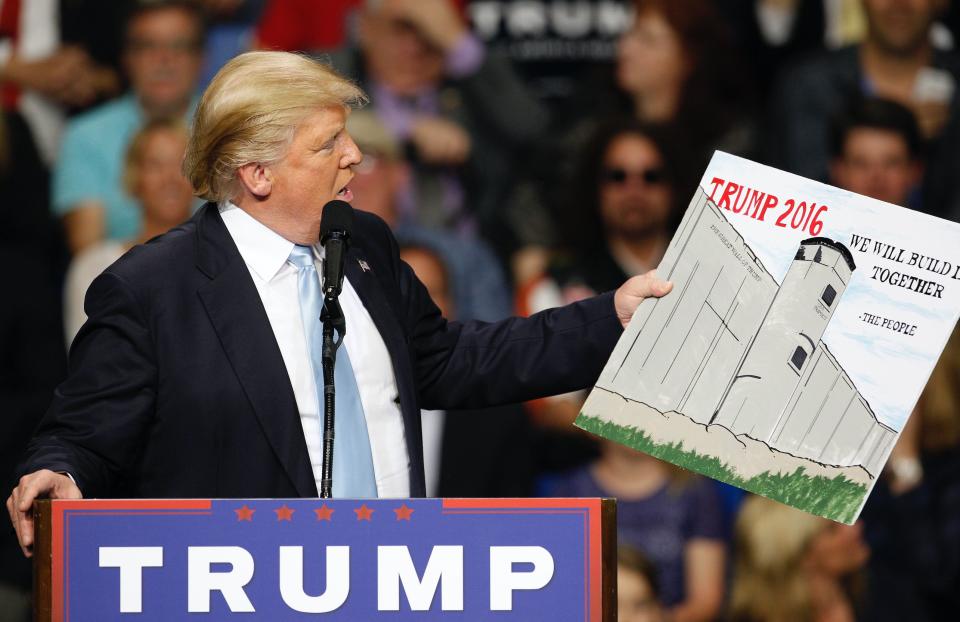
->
[21,204,623,498]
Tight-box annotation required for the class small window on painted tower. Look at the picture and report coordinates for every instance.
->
[790,346,808,370]
[821,284,837,307]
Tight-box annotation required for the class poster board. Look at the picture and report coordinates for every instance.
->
[578,151,960,523]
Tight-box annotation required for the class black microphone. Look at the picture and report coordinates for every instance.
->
[318,201,353,498]
[320,200,353,299]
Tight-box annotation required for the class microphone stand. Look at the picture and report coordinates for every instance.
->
[319,296,346,499]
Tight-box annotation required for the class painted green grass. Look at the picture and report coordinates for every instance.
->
[575,414,867,524]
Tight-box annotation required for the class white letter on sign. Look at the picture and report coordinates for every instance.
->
[279,546,350,613]
[98,546,163,613]
[377,545,464,611]
[188,546,255,613]
[489,546,555,610]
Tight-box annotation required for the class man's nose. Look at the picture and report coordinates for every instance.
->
[343,133,363,167]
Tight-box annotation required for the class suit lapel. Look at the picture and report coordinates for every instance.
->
[194,205,318,497]
[345,244,426,496]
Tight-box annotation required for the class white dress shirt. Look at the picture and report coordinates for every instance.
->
[219,202,410,497]
[420,409,446,497]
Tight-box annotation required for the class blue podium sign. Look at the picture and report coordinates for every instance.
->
[39,498,609,620]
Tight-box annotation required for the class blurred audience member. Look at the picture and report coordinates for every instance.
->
[860,326,960,622]
[53,0,203,255]
[729,495,869,622]
[0,108,60,259]
[769,0,960,216]
[254,0,362,53]
[613,0,755,164]
[716,0,870,101]
[59,1,132,91]
[545,443,725,622]
[0,0,121,165]
[465,0,634,119]
[64,119,193,345]
[509,0,750,259]
[347,109,511,321]
[0,110,67,622]
[830,97,923,208]
[522,120,675,309]
[330,0,548,242]
[0,248,65,621]
[518,121,675,429]
[618,544,666,622]
[400,243,536,497]
[197,0,266,89]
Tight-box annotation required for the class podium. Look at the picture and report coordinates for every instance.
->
[33,498,616,620]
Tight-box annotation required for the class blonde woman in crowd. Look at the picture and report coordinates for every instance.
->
[729,496,869,622]
[63,119,193,345]
[618,544,666,622]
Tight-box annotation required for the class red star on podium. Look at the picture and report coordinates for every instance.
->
[234,505,255,521]
[354,504,374,521]
[393,504,414,521]
[274,504,295,521]
[313,504,334,521]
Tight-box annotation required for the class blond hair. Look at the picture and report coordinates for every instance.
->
[124,118,190,195]
[728,496,826,622]
[182,51,367,202]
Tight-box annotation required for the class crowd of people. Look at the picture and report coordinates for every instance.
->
[2,0,960,620]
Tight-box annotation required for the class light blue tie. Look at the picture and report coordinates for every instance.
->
[288,245,378,498]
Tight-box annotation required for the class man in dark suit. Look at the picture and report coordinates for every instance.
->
[6,51,672,557]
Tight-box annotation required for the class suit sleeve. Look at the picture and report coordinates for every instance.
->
[19,271,157,497]
[383,220,624,410]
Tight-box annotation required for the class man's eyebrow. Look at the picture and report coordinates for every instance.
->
[318,126,345,145]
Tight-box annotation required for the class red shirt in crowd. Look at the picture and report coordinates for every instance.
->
[256,0,466,52]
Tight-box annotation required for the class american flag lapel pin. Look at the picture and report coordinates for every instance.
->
[358,259,371,272]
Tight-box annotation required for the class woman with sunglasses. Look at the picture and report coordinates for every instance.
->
[514,119,680,461]
[526,121,728,621]
[519,119,677,315]
[507,0,754,285]
[521,124,726,622]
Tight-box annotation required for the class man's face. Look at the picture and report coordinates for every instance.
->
[598,134,673,240]
[124,8,203,115]
[863,0,937,56]
[360,8,444,95]
[267,107,363,229]
[831,128,920,206]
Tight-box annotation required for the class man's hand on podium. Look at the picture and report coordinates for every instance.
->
[615,270,674,328]
[6,469,82,557]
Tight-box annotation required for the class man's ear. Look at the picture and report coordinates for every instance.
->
[237,162,273,198]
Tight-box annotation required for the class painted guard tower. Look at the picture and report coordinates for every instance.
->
[712,238,855,443]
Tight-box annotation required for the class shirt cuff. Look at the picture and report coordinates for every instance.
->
[445,34,485,79]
